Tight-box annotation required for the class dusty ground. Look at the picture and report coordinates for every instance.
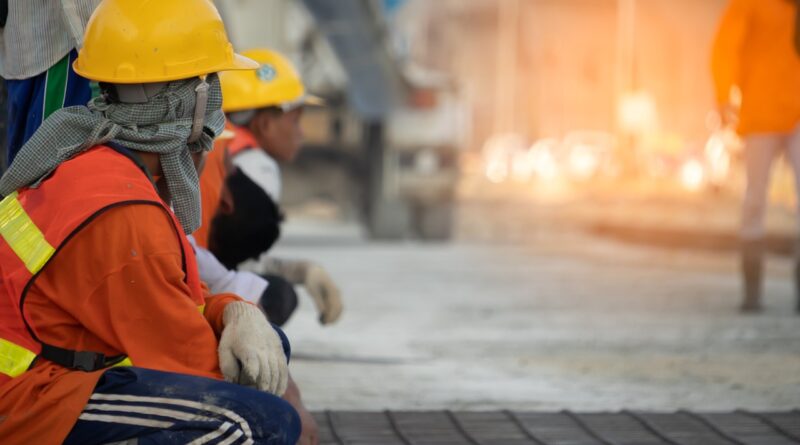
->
[273,216,800,411]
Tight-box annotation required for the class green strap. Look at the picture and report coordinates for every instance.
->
[43,54,70,120]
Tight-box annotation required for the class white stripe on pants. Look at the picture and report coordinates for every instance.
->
[741,125,800,240]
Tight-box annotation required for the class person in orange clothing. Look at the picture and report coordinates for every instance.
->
[711,0,800,313]
[0,1,300,444]
[194,48,343,329]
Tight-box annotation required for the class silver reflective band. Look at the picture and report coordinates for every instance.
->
[188,78,210,144]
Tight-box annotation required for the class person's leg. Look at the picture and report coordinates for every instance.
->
[784,125,800,312]
[5,49,91,165]
[63,367,301,445]
[5,74,41,166]
[740,134,784,312]
[260,274,299,326]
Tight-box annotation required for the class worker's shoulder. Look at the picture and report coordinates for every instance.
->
[77,202,182,251]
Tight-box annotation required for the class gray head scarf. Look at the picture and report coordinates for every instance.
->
[0,74,225,234]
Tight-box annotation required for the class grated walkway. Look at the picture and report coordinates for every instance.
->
[311,410,800,445]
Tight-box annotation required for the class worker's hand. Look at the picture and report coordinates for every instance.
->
[283,377,320,445]
[242,256,344,325]
[717,103,738,128]
[304,264,343,325]
[296,403,320,445]
[218,301,289,396]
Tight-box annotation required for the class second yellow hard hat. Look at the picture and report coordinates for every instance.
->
[220,48,321,113]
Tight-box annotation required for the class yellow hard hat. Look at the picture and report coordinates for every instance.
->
[221,48,321,113]
[73,0,258,83]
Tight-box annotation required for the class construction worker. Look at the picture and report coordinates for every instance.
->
[0,0,101,165]
[711,0,800,313]
[193,136,321,445]
[194,48,343,327]
[0,0,300,443]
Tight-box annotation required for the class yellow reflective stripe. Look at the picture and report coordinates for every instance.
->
[0,338,36,378]
[112,357,133,368]
[0,192,55,274]
[198,304,206,314]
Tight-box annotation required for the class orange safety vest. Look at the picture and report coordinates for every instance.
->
[227,124,259,157]
[195,124,260,247]
[0,145,204,387]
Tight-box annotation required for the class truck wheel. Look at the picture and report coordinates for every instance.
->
[416,202,454,241]
[368,198,410,240]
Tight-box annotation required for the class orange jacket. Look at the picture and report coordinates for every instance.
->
[195,136,230,248]
[195,125,260,248]
[711,0,800,135]
[0,146,241,444]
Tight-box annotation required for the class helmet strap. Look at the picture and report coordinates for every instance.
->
[188,77,210,144]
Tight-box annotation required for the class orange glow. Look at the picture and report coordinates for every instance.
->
[618,91,658,134]
[680,159,705,191]
[482,133,527,183]
[704,132,730,183]
[567,144,600,180]
[528,139,560,181]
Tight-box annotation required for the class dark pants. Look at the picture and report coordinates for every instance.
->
[260,274,299,327]
[64,325,298,445]
[5,49,92,165]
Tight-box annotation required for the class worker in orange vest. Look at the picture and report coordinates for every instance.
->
[712,0,800,313]
[194,48,343,327]
[0,1,300,443]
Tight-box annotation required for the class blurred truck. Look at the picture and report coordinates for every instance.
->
[217,0,466,240]
[299,76,464,240]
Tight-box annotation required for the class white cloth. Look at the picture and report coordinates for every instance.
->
[232,149,282,201]
[0,0,101,79]
[189,235,267,303]
[240,255,344,325]
[741,125,800,240]
[218,301,289,396]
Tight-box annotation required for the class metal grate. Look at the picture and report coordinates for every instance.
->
[312,411,800,445]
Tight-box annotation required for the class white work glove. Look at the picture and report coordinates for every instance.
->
[304,264,343,325]
[241,256,344,325]
[218,301,289,396]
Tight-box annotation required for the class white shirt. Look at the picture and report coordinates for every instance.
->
[188,235,268,303]
[232,149,282,201]
[0,0,101,79]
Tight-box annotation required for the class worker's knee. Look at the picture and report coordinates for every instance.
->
[270,322,292,363]
[65,368,301,445]
[229,394,300,445]
[259,274,298,327]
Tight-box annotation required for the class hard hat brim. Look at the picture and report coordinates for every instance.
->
[303,95,326,107]
[73,53,260,84]
[279,94,326,112]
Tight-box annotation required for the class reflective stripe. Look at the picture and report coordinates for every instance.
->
[198,304,206,314]
[0,337,36,378]
[0,192,56,274]
[112,357,134,368]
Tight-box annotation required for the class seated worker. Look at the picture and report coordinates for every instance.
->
[193,48,343,327]
[0,1,299,444]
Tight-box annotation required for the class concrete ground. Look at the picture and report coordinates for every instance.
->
[273,216,800,412]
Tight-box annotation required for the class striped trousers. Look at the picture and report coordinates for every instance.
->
[63,367,300,445]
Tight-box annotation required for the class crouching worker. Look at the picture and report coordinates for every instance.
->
[0,1,299,444]
[194,48,343,327]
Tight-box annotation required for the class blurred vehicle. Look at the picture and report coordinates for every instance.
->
[217,0,466,240]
